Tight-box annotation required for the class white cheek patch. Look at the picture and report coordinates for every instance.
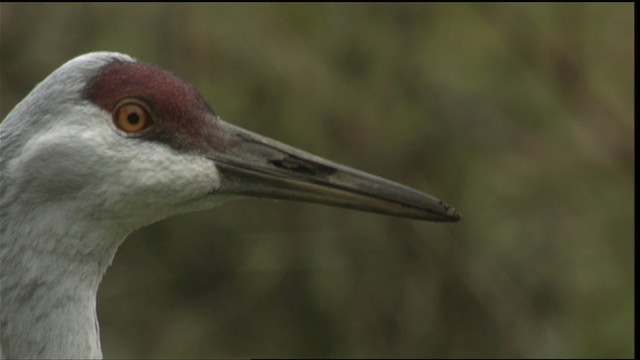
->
[83,127,221,213]
[96,139,223,227]
[8,106,223,226]
[119,143,220,203]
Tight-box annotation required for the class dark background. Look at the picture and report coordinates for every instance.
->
[1,3,634,358]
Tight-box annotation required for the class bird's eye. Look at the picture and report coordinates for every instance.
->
[113,100,153,133]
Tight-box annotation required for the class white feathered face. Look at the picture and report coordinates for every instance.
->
[4,94,220,231]
[2,53,459,234]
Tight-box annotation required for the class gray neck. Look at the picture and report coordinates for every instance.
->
[0,201,127,359]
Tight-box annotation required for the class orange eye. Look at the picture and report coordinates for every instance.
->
[113,101,152,133]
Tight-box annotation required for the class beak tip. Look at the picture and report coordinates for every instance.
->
[440,202,462,222]
[448,210,463,222]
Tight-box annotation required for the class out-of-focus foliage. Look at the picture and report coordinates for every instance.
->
[0,3,633,358]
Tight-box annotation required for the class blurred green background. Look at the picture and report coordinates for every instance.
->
[0,3,634,358]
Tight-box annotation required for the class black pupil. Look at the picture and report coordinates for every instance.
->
[127,112,140,125]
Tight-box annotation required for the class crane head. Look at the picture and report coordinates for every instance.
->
[1,52,460,232]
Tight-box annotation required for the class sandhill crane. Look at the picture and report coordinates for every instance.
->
[0,52,460,359]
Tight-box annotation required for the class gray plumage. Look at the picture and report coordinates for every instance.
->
[0,52,459,359]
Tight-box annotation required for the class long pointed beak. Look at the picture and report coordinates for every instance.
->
[205,116,461,222]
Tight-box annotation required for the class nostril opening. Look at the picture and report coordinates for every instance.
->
[270,159,314,174]
[269,156,337,177]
